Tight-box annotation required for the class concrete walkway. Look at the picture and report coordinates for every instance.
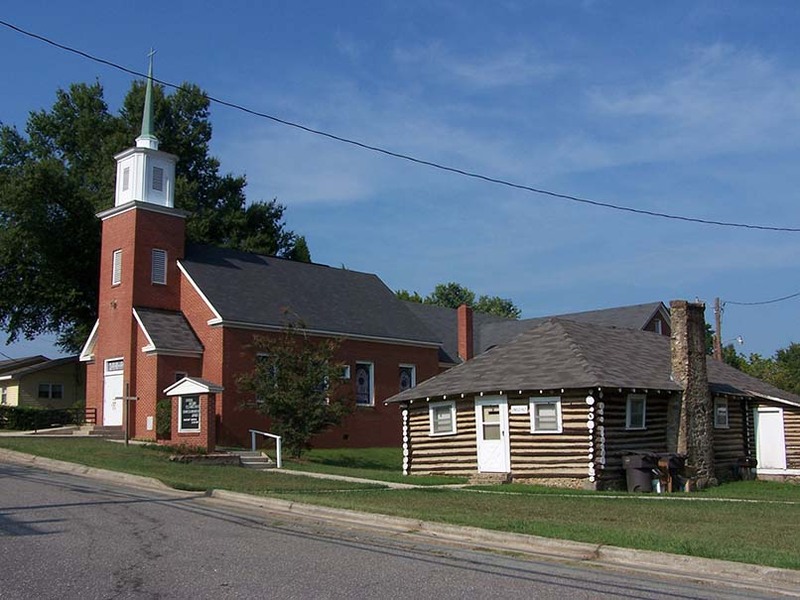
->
[0,445,798,597]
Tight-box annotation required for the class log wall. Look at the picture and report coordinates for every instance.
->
[782,404,800,470]
[711,396,750,479]
[407,398,477,476]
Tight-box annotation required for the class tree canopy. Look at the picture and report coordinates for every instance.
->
[397,282,522,319]
[0,80,310,351]
[723,341,800,396]
[237,323,353,457]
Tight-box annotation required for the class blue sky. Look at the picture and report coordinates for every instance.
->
[2,1,799,359]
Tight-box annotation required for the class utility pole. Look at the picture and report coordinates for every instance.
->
[713,297,723,361]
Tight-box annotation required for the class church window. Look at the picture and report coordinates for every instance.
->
[152,166,164,192]
[151,249,167,285]
[112,249,122,285]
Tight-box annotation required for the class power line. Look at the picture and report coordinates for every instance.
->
[725,291,800,307]
[3,19,800,233]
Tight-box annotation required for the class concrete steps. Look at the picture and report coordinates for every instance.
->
[238,451,276,471]
[468,472,512,485]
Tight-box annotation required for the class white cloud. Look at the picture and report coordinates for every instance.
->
[393,42,563,88]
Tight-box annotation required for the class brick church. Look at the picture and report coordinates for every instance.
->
[80,62,443,449]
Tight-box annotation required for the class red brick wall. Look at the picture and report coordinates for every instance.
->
[85,205,186,427]
[216,326,440,448]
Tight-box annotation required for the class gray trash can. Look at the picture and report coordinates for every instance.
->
[622,452,658,492]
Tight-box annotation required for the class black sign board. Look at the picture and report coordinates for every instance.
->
[180,396,201,431]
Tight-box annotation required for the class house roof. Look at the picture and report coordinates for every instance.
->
[477,301,668,353]
[0,356,79,380]
[133,307,204,354]
[386,318,800,407]
[0,355,49,376]
[180,244,440,345]
[402,302,509,363]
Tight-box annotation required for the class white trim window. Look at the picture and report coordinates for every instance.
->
[530,396,562,433]
[399,364,416,391]
[714,398,729,429]
[1,386,7,405]
[151,249,167,285]
[112,249,122,285]
[355,362,374,406]
[626,394,647,430]
[429,400,457,436]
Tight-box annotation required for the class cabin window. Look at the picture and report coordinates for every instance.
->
[355,362,374,406]
[112,249,122,285]
[399,364,416,391]
[714,398,729,428]
[529,396,562,433]
[429,401,457,436]
[626,394,646,430]
[38,383,63,400]
[152,166,164,192]
[151,249,167,284]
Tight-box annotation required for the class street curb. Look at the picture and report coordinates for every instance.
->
[3,449,799,595]
[208,489,800,594]
[0,447,192,495]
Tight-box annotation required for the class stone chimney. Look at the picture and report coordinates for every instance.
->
[669,300,717,488]
[457,304,474,362]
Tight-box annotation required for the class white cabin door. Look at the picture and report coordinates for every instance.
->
[475,396,510,473]
[755,407,786,470]
[103,358,124,426]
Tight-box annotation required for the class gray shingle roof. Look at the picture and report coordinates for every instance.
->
[402,302,509,363]
[387,318,800,406]
[477,302,667,353]
[0,355,49,376]
[134,308,203,353]
[0,356,79,379]
[181,245,440,345]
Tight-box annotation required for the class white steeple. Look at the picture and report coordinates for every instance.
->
[113,51,177,208]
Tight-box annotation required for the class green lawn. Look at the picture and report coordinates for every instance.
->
[1,438,798,569]
[285,447,468,485]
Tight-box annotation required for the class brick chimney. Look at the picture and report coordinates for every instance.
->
[457,304,474,361]
[669,300,717,488]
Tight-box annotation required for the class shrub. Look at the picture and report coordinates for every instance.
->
[0,406,84,430]
[156,398,172,439]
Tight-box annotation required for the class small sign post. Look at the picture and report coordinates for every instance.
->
[123,383,138,447]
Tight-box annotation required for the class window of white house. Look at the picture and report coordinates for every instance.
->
[626,394,647,430]
[399,364,416,391]
[355,362,374,406]
[151,249,167,285]
[714,398,729,428]
[122,167,130,191]
[38,383,63,400]
[0,387,7,405]
[530,396,562,433]
[152,166,164,192]
[112,249,122,285]
[429,401,457,436]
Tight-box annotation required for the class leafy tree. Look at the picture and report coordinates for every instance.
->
[395,289,424,303]
[396,282,521,319]
[474,295,522,319]
[426,282,476,309]
[722,342,800,396]
[238,323,353,457]
[0,80,309,352]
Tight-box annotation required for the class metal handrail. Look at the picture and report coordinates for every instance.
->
[249,429,282,469]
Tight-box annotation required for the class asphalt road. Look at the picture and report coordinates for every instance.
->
[0,462,787,599]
